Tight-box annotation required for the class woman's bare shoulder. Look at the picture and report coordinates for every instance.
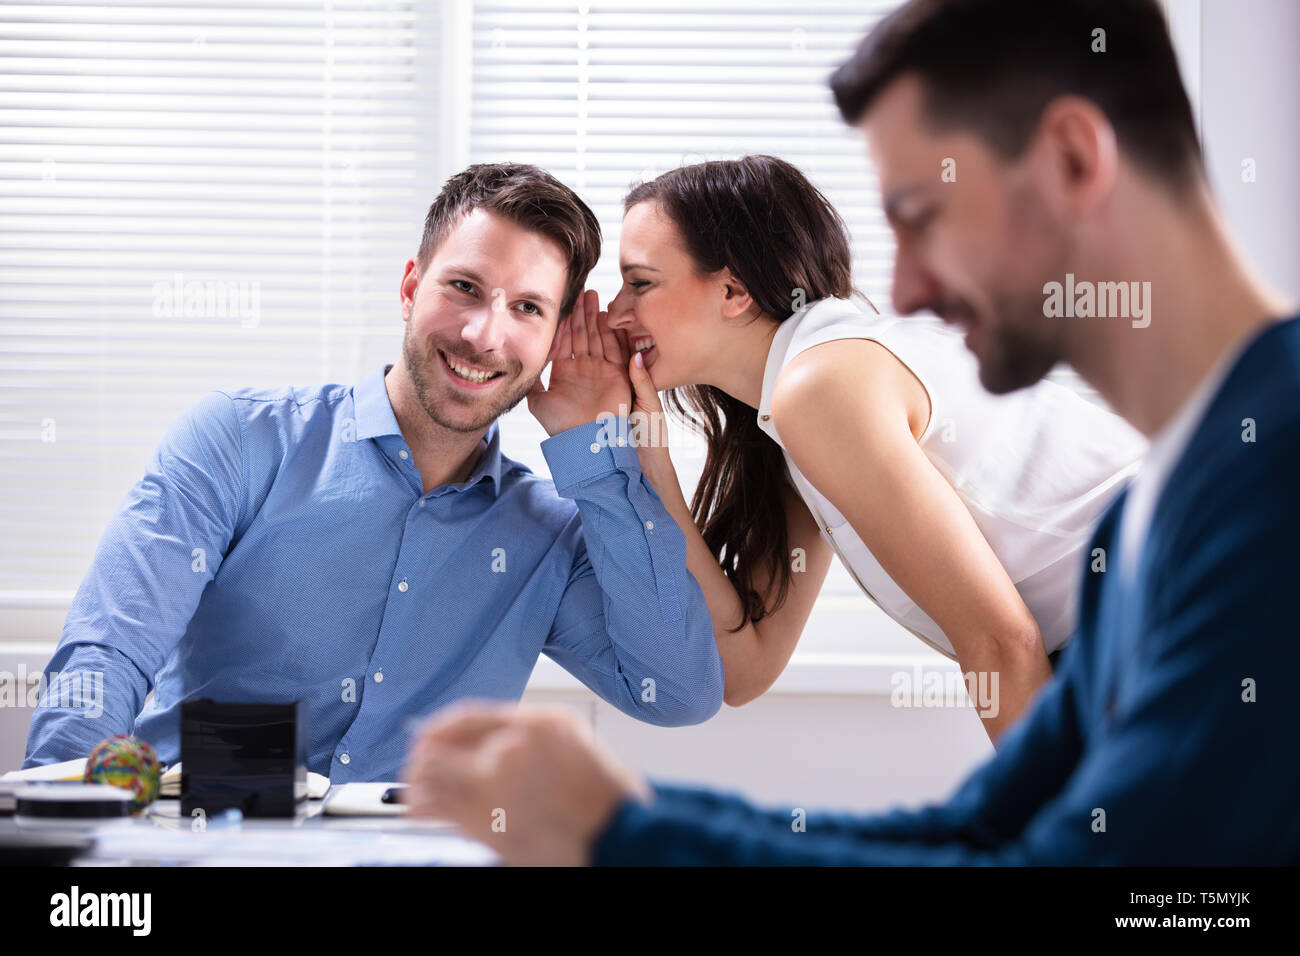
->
[771,337,930,443]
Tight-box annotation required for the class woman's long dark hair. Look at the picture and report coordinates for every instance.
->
[624,155,857,631]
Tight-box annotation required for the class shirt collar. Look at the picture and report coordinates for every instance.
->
[354,363,404,441]
[1143,330,1252,477]
[353,363,506,498]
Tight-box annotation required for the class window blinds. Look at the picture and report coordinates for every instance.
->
[0,1,441,613]
[468,0,909,615]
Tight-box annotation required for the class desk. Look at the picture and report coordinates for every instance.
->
[1,796,498,866]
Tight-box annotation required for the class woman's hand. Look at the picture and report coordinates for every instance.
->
[527,289,632,437]
[595,310,687,511]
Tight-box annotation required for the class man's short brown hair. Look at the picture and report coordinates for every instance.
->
[416,163,601,317]
[830,0,1204,190]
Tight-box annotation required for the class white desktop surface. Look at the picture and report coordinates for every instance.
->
[5,797,498,867]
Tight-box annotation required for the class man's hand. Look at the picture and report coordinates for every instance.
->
[527,289,632,437]
[400,701,652,866]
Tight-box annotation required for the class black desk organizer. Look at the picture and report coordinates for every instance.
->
[180,698,307,819]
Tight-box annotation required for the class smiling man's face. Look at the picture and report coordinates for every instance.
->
[863,73,1072,394]
[400,207,569,433]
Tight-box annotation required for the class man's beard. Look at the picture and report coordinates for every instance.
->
[402,322,540,433]
[974,288,1064,394]
[973,182,1070,395]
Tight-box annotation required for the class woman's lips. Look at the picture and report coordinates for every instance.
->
[630,335,657,366]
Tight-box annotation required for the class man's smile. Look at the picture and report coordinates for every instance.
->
[437,348,506,389]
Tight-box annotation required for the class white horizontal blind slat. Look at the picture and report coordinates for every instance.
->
[0,1,440,596]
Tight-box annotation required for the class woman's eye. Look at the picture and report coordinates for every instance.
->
[629,280,650,290]
[515,301,540,315]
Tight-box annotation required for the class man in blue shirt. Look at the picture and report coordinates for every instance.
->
[23,163,723,781]
[399,0,1300,864]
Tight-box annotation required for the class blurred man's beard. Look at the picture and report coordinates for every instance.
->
[974,182,1069,395]
[403,322,539,433]
[975,290,1063,394]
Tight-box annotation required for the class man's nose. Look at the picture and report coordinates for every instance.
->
[891,245,938,317]
[460,304,507,354]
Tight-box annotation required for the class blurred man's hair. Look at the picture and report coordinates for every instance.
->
[417,163,601,317]
[830,0,1204,190]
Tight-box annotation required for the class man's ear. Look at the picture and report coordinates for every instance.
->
[718,268,755,320]
[1034,94,1119,218]
[400,258,421,320]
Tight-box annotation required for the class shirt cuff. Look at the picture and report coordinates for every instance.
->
[590,794,667,865]
[540,416,642,497]
[590,781,718,865]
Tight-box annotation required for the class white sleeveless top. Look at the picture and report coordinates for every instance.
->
[757,297,1147,658]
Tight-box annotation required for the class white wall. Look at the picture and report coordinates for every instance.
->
[1200,0,1300,302]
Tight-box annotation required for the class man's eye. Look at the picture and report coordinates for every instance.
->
[451,279,475,294]
[907,210,934,232]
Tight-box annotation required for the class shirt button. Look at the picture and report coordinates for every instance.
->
[645,520,654,530]
[399,449,409,460]
[374,671,384,683]
[760,414,771,421]
[339,753,351,765]
[397,579,409,592]
[589,442,600,454]
[417,499,425,508]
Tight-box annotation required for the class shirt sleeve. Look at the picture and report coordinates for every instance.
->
[537,416,723,727]
[23,390,246,766]
[592,655,1087,864]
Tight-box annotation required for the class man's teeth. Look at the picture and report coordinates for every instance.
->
[446,354,500,383]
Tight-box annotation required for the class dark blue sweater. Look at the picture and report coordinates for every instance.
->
[594,316,1300,865]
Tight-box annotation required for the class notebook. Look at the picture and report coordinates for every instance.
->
[2,758,331,800]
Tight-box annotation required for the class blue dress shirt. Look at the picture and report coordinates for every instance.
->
[23,363,723,780]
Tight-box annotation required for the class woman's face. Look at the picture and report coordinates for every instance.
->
[607,200,723,391]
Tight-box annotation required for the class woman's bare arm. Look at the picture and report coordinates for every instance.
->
[617,329,836,707]
[637,451,835,706]
[771,338,1053,744]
